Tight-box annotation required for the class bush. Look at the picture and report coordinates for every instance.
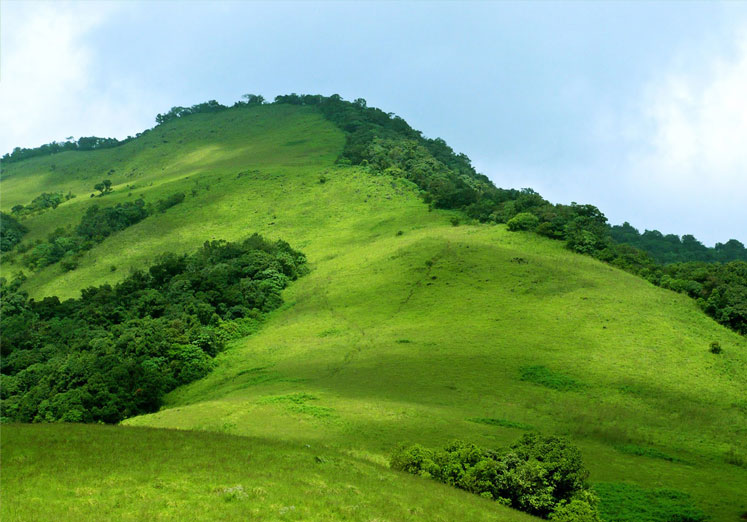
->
[507,212,540,232]
[709,341,722,354]
[155,192,185,213]
[0,212,28,252]
[391,434,599,520]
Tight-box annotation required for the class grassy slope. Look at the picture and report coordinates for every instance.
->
[1,424,535,521]
[2,104,746,520]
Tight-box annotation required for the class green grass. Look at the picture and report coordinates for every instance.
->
[613,444,688,464]
[518,365,584,391]
[594,482,707,522]
[2,103,747,521]
[467,417,536,431]
[0,424,536,521]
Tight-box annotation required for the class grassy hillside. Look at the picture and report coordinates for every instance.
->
[2,103,746,521]
[1,424,536,521]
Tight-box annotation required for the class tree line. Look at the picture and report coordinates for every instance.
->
[0,234,307,423]
[1,136,130,165]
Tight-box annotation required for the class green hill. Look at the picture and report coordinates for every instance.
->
[1,103,746,521]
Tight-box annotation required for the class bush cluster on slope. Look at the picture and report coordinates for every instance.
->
[0,212,28,252]
[17,194,186,271]
[0,234,307,423]
[391,434,601,521]
[9,191,76,217]
[19,200,150,271]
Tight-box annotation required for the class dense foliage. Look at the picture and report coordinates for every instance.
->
[0,212,28,252]
[0,234,307,423]
[13,194,187,271]
[155,100,229,125]
[153,192,186,213]
[391,435,600,521]
[657,261,747,334]
[611,222,747,264]
[19,200,150,271]
[1,136,128,164]
[10,191,75,217]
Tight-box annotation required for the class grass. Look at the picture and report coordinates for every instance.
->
[613,444,688,464]
[467,418,535,431]
[518,365,584,391]
[0,424,537,521]
[594,482,707,522]
[2,103,746,521]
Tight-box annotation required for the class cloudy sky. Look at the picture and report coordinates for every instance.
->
[2,1,746,245]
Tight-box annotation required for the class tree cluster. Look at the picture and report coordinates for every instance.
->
[20,200,150,271]
[0,234,307,423]
[1,136,126,165]
[10,191,75,217]
[153,192,186,213]
[93,179,113,197]
[0,212,28,252]
[391,435,600,521]
[155,100,228,125]
[14,193,188,272]
[611,222,747,264]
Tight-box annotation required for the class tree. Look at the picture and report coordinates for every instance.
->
[507,212,540,232]
[241,94,265,105]
[94,180,113,196]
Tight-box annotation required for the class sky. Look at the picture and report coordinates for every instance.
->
[1,1,746,245]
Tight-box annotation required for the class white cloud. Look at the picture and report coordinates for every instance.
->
[637,35,747,185]
[613,27,747,243]
[0,2,151,154]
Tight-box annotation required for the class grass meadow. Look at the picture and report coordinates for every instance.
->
[2,104,745,521]
[1,424,536,521]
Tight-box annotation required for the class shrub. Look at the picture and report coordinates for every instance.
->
[507,212,540,232]
[391,434,599,520]
[709,341,722,354]
[0,212,28,252]
[155,192,186,213]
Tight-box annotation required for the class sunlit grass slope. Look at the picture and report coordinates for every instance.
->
[1,424,537,521]
[2,104,746,521]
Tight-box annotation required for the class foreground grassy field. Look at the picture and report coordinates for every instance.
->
[2,104,746,520]
[1,424,537,521]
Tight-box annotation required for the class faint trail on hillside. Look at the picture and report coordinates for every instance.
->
[321,240,452,376]
[317,281,371,377]
[394,241,451,316]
